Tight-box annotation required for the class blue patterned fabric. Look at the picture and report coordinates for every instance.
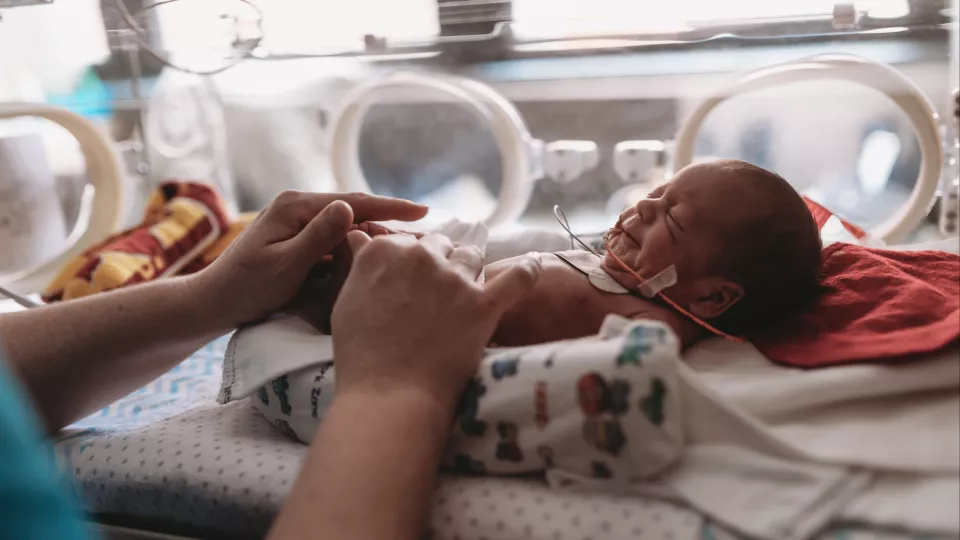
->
[54,336,230,467]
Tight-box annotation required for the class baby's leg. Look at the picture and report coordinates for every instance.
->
[445,322,684,482]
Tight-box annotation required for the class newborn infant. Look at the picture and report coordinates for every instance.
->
[490,159,822,347]
[347,158,822,348]
[246,159,823,459]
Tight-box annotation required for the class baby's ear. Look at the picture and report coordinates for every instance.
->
[687,278,744,319]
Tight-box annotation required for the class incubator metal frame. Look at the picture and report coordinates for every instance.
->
[0,1,955,294]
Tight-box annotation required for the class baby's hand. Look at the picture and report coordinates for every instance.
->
[293,223,422,333]
[354,222,424,239]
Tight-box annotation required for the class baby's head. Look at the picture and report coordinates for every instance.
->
[603,159,822,335]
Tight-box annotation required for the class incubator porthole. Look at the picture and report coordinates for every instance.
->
[0,104,123,296]
[673,54,945,243]
[357,96,503,228]
[330,72,538,231]
[0,117,89,276]
[693,80,921,231]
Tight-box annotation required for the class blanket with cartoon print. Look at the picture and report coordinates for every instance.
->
[227,316,685,483]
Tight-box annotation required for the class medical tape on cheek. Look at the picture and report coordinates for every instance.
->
[636,265,677,298]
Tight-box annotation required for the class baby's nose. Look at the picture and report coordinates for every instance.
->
[634,198,658,224]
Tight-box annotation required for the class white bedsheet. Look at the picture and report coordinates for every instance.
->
[69,395,705,540]
[65,388,948,540]
[685,338,960,535]
[685,339,959,473]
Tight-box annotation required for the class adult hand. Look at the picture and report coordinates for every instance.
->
[294,223,423,333]
[191,191,427,330]
[330,232,542,410]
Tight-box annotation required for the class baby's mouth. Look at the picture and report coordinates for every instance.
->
[613,219,642,249]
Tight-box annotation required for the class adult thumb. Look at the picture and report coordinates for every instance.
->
[346,229,372,255]
[289,200,354,267]
[480,253,543,317]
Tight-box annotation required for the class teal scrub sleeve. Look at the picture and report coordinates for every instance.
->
[0,350,96,540]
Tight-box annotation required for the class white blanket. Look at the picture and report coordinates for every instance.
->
[685,338,959,473]
[685,337,960,534]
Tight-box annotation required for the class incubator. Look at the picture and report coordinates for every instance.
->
[0,1,959,539]
[2,0,957,299]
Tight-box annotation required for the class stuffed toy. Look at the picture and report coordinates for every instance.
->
[42,181,256,302]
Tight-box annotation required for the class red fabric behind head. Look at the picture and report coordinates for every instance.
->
[749,242,959,368]
[747,197,959,368]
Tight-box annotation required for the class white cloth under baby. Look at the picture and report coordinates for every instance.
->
[683,335,960,536]
[220,312,871,540]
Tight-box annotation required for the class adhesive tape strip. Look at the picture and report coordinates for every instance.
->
[637,265,678,298]
[330,71,537,229]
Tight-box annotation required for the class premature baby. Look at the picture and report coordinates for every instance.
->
[242,159,823,472]
[317,158,822,349]
[489,158,822,347]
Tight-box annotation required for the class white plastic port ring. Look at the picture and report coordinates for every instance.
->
[329,71,542,229]
[674,54,944,244]
[0,103,123,295]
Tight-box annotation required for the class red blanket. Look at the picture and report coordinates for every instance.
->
[750,241,960,368]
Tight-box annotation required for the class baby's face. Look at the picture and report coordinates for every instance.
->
[602,162,758,292]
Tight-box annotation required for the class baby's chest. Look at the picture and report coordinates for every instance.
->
[538,256,644,319]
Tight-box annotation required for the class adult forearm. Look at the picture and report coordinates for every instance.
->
[0,276,227,431]
[269,388,451,540]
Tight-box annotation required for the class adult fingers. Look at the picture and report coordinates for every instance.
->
[344,194,428,223]
[282,192,428,229]
[480,253,543,316]
[419,233,454,262]
[329,238,354,294]
[347,232,419,272]
[286,201,354,268]
[346,229,373,255]
[447,245,484,283]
